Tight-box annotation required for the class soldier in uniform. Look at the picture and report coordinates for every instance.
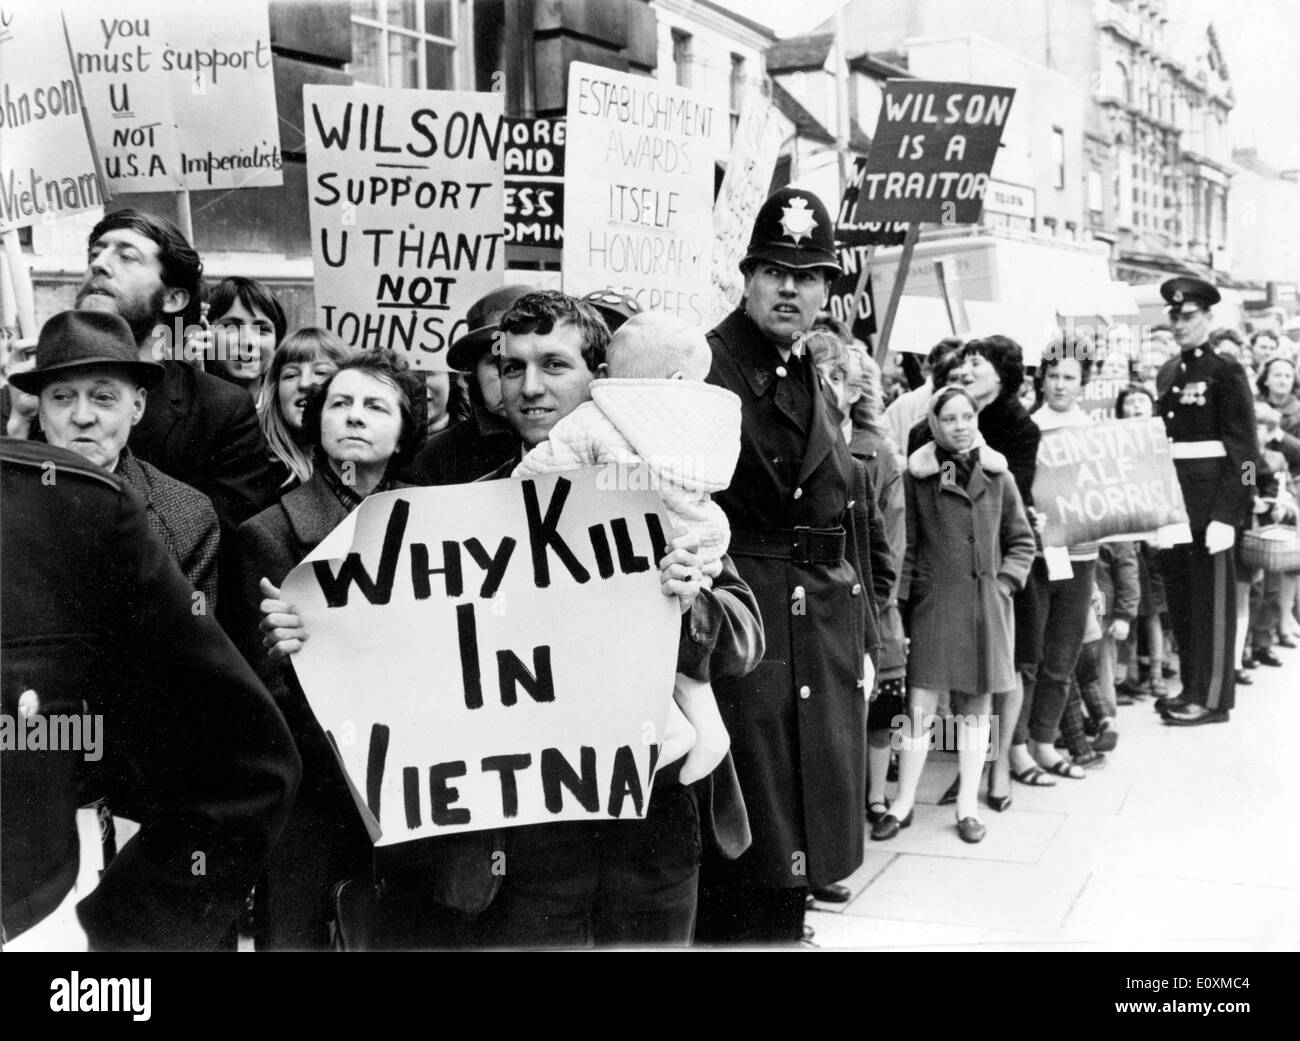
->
[1,438,300,950]
[696,188,884,944]
[1154,277,1258,726]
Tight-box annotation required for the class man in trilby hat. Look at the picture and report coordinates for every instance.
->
[1153,277,1257,726]
[696,188,887,943]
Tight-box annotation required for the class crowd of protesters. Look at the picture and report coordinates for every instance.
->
[3,194,1298,952]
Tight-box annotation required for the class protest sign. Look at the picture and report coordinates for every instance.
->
[282,469,681,845]
[0,6,104,232]
[504,116,564,248]
[704,87,783,329]
[1033,418,1191,549]
[305,85,505,370]
[66,0,281,193]
[1078,374,1127,422]
[563,61,719,325]
[837,156,908,248]
[855,80,1015,226]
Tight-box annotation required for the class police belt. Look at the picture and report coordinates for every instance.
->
[1170,440,1227,460]
[730,526,846,565]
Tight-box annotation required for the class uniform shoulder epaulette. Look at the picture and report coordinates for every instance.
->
[1,437,126,493]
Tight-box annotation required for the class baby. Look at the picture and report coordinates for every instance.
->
[514,311,741,784]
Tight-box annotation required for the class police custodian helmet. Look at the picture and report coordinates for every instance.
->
[741,187,841,276]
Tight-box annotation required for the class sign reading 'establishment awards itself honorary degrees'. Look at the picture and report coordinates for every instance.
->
[283,470,681,846]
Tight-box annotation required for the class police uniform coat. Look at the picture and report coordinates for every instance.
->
[1,438,299,950]
[704,308,878,890]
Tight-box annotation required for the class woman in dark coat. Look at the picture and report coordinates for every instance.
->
[234,350,422,950]
[880,387,1035,844]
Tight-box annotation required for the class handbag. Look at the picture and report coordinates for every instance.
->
[1239,523,1300,574]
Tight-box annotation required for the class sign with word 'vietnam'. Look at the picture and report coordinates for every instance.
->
[564,61,719,326]
[704,87,783,329]
[66,0,281,193]
[282,470,680,845]
[305,85,505,370]
[1032,418,1190,548]
[504,116,564,249]
[0,6,104,232]
[855,80,1015,226]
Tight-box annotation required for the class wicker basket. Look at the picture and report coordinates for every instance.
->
[1240,524,1300,574]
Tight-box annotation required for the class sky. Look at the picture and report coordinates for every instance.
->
[714,0,1300,169]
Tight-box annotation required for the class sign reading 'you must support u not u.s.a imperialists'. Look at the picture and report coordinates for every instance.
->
[66,0,281,193]
[563,62,718,325]
[282,470,680,844]
[1032,418,1191,549]
[305,86,505,370]
[0,6,103,232]
[855,80,1015,226]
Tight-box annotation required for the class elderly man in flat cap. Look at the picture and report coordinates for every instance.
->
[12,310,220,609]
[1152,277,1258,726]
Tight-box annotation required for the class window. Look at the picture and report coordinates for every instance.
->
[1088,169,1104,214]
[672,29,693,88]
[730,53,746,138]
[351,1,459,90]
[1051,127,1065,190]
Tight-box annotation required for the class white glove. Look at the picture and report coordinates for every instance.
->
[1204,521,1236,555]
[860,654,876,701]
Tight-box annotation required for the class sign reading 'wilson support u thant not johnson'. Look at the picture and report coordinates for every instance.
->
[282,471,681,846]
[305,85,505,370]
[855,80,1015,226]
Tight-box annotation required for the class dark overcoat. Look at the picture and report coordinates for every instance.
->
[704,309,876,890]
[900,443,1036,695]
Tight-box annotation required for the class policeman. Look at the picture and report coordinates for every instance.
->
[1,438,300,949]
[1153,277,1257,726]
[696,188,885,944]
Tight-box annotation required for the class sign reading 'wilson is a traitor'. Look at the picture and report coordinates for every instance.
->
[283,470,680,847]
[1032,418,1191,549]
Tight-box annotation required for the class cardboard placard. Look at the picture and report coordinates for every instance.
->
[563,61,719,325]
[0,6,104,232]
[1032,418,1191,548]
[704,87,783,329]
[66,0,281,193]
[856,80,1015,226]
[282,470,681,845]
[304,85,505,371]
[836,156,908,247]
[504,116,564,248]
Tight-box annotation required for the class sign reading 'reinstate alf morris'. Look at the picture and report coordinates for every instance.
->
[282,470,680,847]
[305,85,505,370]
[856,80,1015,226]
[1032,418,1191,549]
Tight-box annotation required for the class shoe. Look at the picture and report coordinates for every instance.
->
[1278,635,1297,649]
[1236,669,1253,686]
[1155,694,1189,714]
[1091,727,1118,753]
[987,793,1013,812]
[1116,690,1137,707]
[1254,648,1283,667]
[800,923,819,947]
[870,809,913,841]
[1011,765,1056,787]
[1163,704,1230,726]
[1042,758,1086,779]
[810,883,852,904]
[1146,676,1168,699]
[1241,652,1257,670]
[938,777,959,806]
[1115,679,1147,703]
[1161,663,1177,678]
[1073,748,1106,769]
[956,817,987,843]
[866,798,891,825]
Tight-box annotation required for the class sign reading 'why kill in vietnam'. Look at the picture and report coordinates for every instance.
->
[855,80,1015,226]
[282,470,681,845]
[0,5,104,232]
[305,85,505,371]
[564,62,719,326]
[1032,418,1191,549]
[504,116,564,248]
[67,0,282,193]
[704,87,783,329]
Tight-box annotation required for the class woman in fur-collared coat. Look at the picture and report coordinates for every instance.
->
[875,387,1036,845]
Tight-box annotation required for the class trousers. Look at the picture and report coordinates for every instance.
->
[1159,537,1236,712]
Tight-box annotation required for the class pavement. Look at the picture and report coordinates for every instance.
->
[805,648,1300,951]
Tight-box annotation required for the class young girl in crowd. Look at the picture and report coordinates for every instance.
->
[236,349,422,950]
[878,386,1035,844]
[260,328,354,492]
[514,310,742,785]
[206,276,287,409]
